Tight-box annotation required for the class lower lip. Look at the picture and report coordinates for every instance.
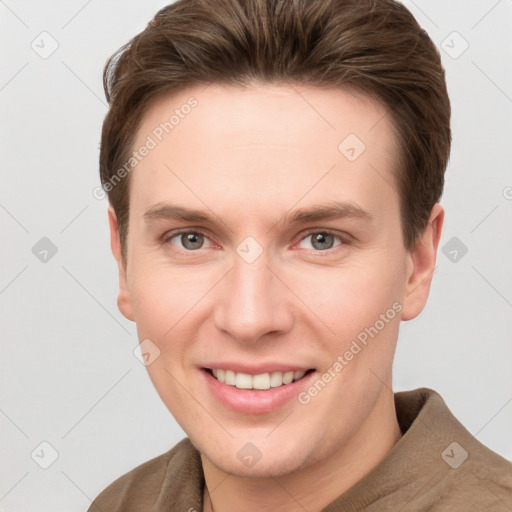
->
[201,369,316,415]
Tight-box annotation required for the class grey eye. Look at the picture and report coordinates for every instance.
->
[178,232,205,250]
[298,232,342,251]
[310,233,335,250]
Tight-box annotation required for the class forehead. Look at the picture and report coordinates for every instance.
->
[129,83,399,221]
[134,82,394,151]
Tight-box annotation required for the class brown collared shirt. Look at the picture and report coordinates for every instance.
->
[88,388,512,511]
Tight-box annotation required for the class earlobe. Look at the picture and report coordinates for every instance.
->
[401,203,444,321]
[107,206,135,322]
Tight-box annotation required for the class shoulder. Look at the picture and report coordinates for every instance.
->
[424,448,512,511]
[397,388,512,511]
[88,437,199,512]
[436,434,512,510]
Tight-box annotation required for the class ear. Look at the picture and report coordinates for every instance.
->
[108,206,135,322]
[401,203,444,321]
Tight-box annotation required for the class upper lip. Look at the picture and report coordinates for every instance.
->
[201,362,314,374]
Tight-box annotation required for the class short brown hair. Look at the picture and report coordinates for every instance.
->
[100,0,451,254]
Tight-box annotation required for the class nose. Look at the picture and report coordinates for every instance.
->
[213,252,294,344]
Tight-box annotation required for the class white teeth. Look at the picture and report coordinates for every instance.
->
[210,368,309,390]
[235,372,253,389]
[270,371,283,388]
[282,371,294,385]
[252,373,271,390]
[225,370,236,385]
[294,370,306,381]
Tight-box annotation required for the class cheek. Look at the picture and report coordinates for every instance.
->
[296,257,405,331]
[128,258,221,364]
[128,262,196,338]
[128,265,205,414]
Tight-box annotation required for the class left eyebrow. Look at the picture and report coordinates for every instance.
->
[276,200,373,227]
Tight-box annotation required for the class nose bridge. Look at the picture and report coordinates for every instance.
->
[213,250,292,342]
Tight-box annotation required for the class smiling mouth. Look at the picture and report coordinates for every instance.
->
[204,368,315,390]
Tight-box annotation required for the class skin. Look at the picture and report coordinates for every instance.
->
[108,83,443,512]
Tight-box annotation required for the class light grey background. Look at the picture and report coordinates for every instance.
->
[1,1,511,510]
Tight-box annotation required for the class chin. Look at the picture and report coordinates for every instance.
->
[196,432,317,478]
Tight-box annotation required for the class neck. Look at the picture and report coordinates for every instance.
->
[202,390,402,512]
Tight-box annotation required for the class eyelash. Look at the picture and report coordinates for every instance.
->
[160,228,349,254]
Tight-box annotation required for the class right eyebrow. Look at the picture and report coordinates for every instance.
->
[144,203,214,224]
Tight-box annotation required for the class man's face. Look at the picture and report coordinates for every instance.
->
[111,83,428,477]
